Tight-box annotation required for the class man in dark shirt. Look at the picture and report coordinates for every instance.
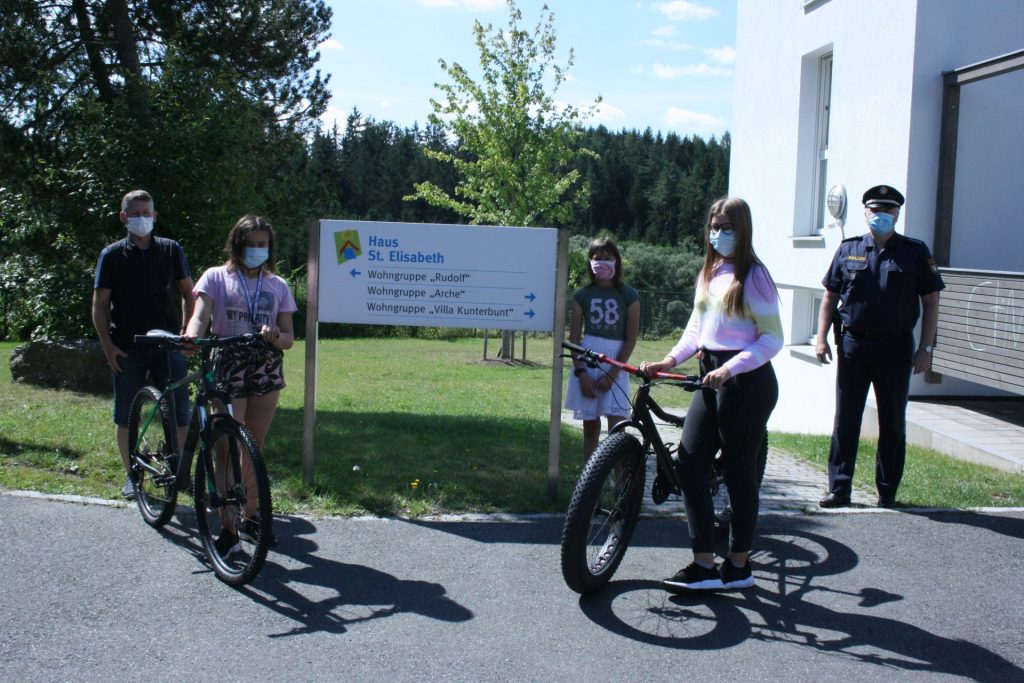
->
[814,184,945,508]
[92,190,194,499]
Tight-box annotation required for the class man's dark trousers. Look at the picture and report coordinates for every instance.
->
[827,331,914,498]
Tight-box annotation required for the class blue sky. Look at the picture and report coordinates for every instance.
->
[318,0,737,138]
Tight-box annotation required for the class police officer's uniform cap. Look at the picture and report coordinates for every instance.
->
[862,184,905,208]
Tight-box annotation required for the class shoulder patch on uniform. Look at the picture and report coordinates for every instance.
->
[928,258,939,274]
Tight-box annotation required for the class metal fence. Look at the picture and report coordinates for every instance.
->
[636,289,692,339]
[563,289,692,340]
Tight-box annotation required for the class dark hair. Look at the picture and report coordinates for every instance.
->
[224,214,276,273]
[585,236,624,287]
[699,197,768,316]
[121,189,153,213]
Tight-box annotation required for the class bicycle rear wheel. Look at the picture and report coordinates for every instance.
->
[193,419,272,586]
[127,386,178,528]
[560,432,646,595]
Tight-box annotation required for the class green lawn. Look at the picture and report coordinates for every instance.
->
[770,432,1024,509]
[2,337,1021,515]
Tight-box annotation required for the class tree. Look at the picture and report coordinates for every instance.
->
[0,1,331,339]
[404,0,599,356]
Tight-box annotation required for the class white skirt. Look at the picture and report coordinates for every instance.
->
[565,335,633,420]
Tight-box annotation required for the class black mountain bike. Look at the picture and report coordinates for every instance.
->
[127,331,273,586]
[559,341,767,595]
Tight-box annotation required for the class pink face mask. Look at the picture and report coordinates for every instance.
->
[590,259,616,281]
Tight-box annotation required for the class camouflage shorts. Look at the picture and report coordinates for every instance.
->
[213,341,285,399]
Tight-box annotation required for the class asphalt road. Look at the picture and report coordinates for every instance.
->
[2,493,1022,682]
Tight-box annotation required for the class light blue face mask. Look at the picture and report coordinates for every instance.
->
[709,230,736,257]
[242,247,269,269]
[868,211,896,236]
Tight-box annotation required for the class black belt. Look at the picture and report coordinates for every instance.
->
[843,328,910,341]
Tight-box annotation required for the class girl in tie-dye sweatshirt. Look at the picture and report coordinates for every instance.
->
[640,197,782,593]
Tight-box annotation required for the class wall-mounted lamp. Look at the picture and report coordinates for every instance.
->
[826,183,847,237]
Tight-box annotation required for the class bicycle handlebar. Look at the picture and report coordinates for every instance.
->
[133,331,264,349]
[562,341,700,385]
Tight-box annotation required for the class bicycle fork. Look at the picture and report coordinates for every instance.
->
[197,406,247,510]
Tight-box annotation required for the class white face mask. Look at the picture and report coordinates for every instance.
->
[126,215,154,237]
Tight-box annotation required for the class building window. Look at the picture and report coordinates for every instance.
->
[794,48,834,237]
[808,291,824,345]
[786,289,826,347]
[811,53,833,235]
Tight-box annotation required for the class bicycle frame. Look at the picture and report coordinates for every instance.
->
[132,334,256,505]
[563,341,701,501]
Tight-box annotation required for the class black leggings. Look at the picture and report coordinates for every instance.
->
[678,350,778,555]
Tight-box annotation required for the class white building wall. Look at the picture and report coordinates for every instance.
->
[908,2,1024,272]
[730,0,1024,434]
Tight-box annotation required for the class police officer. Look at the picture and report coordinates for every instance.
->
[814,184,944,508]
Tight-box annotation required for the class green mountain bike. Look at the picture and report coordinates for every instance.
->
[128,331,273,586]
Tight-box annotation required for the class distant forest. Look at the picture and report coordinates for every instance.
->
[306,110,730,252]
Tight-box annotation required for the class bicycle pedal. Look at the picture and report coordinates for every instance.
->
[651,474,679,505]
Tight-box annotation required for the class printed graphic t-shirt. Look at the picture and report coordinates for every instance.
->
[194,265,298,337]
[572,283,640,341]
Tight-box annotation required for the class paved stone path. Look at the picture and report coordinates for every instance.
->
[561,409,874,515]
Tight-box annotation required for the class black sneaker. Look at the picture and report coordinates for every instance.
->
[121,476,136,500]
[661,562,724,593]
[720,559,755,590]
[214,531,240,558]
[238,519,277,548]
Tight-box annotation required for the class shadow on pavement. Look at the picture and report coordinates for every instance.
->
[237,515,474,637]
[399,512,842,549]
[400,515,563,545]
[150,510,473,637]
[904,508,1024,541]
[577,526,1022,681]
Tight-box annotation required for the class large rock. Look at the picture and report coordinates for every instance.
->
[9,339,111,395]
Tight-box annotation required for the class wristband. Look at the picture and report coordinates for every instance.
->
[573,367,586,377]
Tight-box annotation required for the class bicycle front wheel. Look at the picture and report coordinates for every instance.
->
[127,386,178,528]
[194,419,272,586]
[560,432,646,595]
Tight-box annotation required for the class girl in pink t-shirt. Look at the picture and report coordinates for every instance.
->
[185,214,297,552]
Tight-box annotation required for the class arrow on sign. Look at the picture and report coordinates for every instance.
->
[524,309,536,318]
[524,292,536,302]
[350,268,362,278]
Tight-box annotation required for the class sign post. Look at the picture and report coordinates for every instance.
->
[547,229,569,500]
[302,220,320,487]
[302,220,565,494]
[317,220,558,329]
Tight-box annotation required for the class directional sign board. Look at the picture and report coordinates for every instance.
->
[318,220,558,331]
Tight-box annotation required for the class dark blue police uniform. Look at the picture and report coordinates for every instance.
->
[822,229,944,500]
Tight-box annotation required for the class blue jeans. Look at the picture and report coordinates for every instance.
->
[112,348,190,427]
